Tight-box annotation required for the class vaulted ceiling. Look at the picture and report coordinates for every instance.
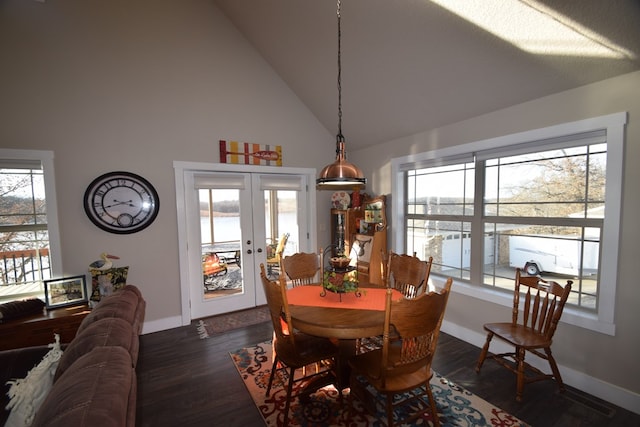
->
[213,0,640,150]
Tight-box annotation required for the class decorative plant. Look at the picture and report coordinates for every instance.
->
[323,270,359,293]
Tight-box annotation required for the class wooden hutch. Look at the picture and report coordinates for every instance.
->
[330,194,387,285]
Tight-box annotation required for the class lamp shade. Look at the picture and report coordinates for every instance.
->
[316,141,366,188]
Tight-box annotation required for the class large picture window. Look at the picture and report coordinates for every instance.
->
[393,113,626,335]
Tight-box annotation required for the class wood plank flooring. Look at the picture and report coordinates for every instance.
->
[136,319,639,427]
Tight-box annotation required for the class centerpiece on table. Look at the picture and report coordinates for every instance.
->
[321,256,361,300]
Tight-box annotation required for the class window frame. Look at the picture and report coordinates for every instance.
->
[391,112,626,335]
[0,148,62,301]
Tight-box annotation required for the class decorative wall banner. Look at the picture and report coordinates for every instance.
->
[219,140,282,166]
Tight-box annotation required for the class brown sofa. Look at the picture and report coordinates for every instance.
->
[0,284,145,427]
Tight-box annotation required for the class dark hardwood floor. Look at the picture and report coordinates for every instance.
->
[136,319,639,427]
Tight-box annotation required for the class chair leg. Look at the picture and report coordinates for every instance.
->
[475,332,494,373]
[516,346,526,403]
[425,383,440,427]
[283,366,296,427]
[386,393,394,427]
[544,347,566,392]
[266,356,279,396]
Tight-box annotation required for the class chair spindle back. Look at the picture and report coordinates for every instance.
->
[513,269,572,340]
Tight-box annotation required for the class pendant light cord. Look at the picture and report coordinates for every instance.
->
[336,0,344,145]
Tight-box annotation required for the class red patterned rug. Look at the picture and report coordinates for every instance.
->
[197,306,270,337]
[230,341,529,427]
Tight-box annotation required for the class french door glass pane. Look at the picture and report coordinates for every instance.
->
[264,190,299,279]
[199,189,243,298]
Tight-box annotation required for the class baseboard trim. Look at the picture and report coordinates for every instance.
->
[441,320,640,416]
[141,315,182,335]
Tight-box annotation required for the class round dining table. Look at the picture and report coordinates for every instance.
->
[286,284,398,392]
[287,284,393,340]
[288,304,385,339]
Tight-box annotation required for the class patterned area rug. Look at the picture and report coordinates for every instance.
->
[230,341,529,427]
[197,306,270,338]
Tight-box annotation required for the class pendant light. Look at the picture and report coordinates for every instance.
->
[316,0,367,189]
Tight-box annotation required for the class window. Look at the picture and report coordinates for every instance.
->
[392,113,626,335]
[0,149,62,303]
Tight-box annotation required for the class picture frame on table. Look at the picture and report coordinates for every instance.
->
[44,275,88,310]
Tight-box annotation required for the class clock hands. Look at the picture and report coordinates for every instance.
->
[103,199,135,209]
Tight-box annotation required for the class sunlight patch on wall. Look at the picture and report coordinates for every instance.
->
[431,0,635,59]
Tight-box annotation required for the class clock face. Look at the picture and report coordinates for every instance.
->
[84,171,159,234]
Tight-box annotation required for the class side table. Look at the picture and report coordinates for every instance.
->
[0,304,91,351]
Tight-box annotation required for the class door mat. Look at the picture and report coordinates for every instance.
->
[230,340,530,426]
[197,305,270,338]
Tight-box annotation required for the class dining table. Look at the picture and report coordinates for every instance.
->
[287,284,396,338]
[287,284,402,393]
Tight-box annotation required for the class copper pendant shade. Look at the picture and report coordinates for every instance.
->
[316,0,367,189]
[317,140,366,187]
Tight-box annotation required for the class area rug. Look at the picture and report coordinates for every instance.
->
[230,341,529,427]
[197,305,270,338]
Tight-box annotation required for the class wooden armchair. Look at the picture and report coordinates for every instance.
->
[266,233,289,276]
[280,252,320,287]
[383,252,433,298]
[348,278,453,427]
[259,264,339,426]
[475,268,572,402]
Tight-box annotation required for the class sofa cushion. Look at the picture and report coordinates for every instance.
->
[31,346,135,427]
[54,317,138,382]
[77,285,145,335]
[4,335,63,427]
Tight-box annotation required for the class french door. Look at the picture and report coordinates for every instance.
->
[175,162,317,323]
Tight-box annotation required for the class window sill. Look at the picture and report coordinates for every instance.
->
[430,275,616,336]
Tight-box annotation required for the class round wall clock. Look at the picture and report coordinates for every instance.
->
[83,171,159,234]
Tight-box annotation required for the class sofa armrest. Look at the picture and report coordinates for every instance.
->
[32,346,136,427]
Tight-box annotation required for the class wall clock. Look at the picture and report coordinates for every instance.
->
[83,171,159,234]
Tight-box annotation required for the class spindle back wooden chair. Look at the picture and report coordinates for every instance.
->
[259,263,339,426]
[349,277,453,427]
[383,252,433,298]
[475,268,572,402]
[280,252,320,287]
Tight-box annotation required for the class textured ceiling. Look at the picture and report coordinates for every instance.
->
[213,0,640,150]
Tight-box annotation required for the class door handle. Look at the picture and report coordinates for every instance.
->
[256,248,263,253]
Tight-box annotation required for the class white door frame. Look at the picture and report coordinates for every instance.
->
[174,161,317,326]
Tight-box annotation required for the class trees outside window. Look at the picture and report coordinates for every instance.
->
[0,150,60,303]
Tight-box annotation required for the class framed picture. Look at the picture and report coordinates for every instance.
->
[44,275,88,309]
[219,140,282,166]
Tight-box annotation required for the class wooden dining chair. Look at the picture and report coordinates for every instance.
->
[348,277,453,427]
[259,264,339,427]
[355,252,433,354]
[383,252,433,298]
[475,268,572,402]
[280,252,320,287]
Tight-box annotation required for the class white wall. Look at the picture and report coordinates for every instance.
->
[352,70,640,412]
[0,0,336,332]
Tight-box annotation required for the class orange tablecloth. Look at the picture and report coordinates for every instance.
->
[287,285,401,311]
